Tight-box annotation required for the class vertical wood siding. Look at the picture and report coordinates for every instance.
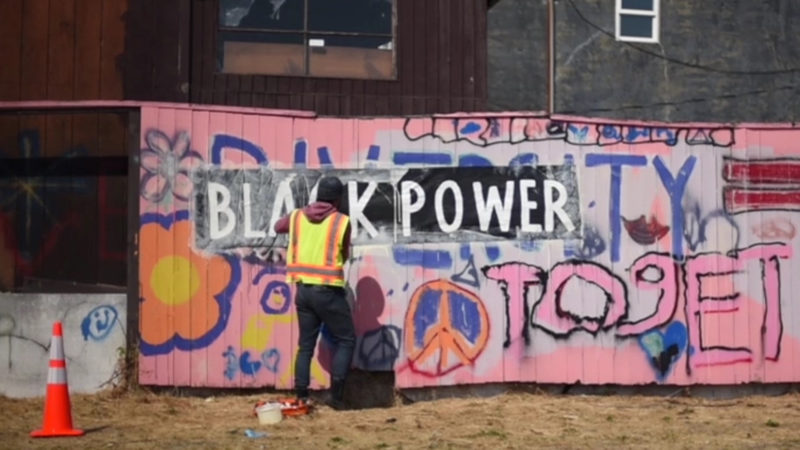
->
[187,0,487,115]
[138,104,800,389]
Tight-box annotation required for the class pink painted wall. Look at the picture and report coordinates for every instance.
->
[138,104,800,389]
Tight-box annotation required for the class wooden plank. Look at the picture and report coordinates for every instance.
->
[448,0,464,105]
[461,0,476,108]
[199,0,216,104]
[74,0,102,99]
[398,0,414,106]
[99,0,125,99]
[170,108,193,387]
[20,0,50,100]
[176,0,191,102]
[152,0,178,101]
[225,74,240,106]
[47,0,76,100]
[0,0,23,100]
[236,75,254,106]
[71,113,100,156]
[45,113,72,157]
[474,0,488,109]
[0,115,20,155]
[189,0,203,103]
[437,0,451,113]
[424,0,439,111]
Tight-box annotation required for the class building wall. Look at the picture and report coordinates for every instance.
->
[488,0,800,122]
[0,111,130,292]
[0,293,127,398]
[138,103,800,389]
[122,0,490,113]
[487,0,547,112]
[0,0,127,102]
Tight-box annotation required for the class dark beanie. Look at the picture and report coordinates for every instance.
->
[317,176,344,202]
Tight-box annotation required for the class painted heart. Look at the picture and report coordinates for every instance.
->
[261,348,281,373]
[638,321,687,381]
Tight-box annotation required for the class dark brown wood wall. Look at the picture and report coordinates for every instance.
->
[122,0,192,103]
[0,0,130,291]
[186,0,488,115]
[0,0,127,102]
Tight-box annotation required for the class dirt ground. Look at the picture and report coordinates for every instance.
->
[4,387,800,449]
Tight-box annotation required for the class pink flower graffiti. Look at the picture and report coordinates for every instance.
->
[140,130,203,204]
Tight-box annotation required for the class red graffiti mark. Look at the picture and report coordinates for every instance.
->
[723,158,800,184]
[0,211,80,284]
[724,188,800,213]
[752,218,796,240]
[622,215,670,245]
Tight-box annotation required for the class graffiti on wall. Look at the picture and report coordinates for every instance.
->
[138,107,800,389]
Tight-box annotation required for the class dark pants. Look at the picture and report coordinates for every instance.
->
[294,283,355,396]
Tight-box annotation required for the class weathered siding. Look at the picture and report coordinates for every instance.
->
[0,110,130,292]
[487,0,548,112]
[0,0,126,102]
[138,104,800,389]
[187,0,487,115]
[488,0,800,122]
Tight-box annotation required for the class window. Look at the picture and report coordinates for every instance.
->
[218,0,395,79]
[615,0,659,43]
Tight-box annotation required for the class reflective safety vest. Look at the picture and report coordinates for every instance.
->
[286,210,350,287]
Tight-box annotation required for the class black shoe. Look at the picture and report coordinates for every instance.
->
[326,398,347,411]
[327,379,347,411]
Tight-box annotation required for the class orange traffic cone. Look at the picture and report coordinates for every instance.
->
[30,321,84,438]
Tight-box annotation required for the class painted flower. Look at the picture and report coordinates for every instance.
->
[140,130,203,204]
[139,219,239,355]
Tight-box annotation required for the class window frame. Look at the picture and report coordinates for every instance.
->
[216,0,397,80]
[615,0,660,44]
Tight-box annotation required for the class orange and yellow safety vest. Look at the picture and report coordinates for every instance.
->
[286,210,350,287]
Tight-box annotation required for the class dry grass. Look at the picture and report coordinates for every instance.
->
[3,388,800,449]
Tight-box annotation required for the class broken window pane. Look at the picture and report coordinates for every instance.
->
[220,0,305,30]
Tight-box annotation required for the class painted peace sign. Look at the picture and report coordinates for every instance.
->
[404,279,489,376]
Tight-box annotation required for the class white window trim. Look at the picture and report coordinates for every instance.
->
[615,0,660,44]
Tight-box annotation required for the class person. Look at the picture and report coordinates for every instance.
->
[273,176,354,410]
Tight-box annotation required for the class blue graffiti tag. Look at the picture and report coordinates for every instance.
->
[638,321,688,382]
[81,305,119,341]
[585,153,648,262]
[210,134,268,165]
[653,156,696,260]
[257,280,292,315]
[239,351,262,376]
[223,346,238,380]
[261,348,281,373]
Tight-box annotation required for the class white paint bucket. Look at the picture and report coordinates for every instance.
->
[256,403,283,425]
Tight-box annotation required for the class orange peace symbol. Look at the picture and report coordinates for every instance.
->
[404,279,489,376]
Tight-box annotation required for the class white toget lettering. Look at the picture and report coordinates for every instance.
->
[434,180,464,233]
[243,183,266,239]
[544,179,575,232]
[348,181,379,238]
[401,181,425,237]
[209,182,235,239]
[473,181,514,232]
[267,179,296,237]
[519,179,542,232]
